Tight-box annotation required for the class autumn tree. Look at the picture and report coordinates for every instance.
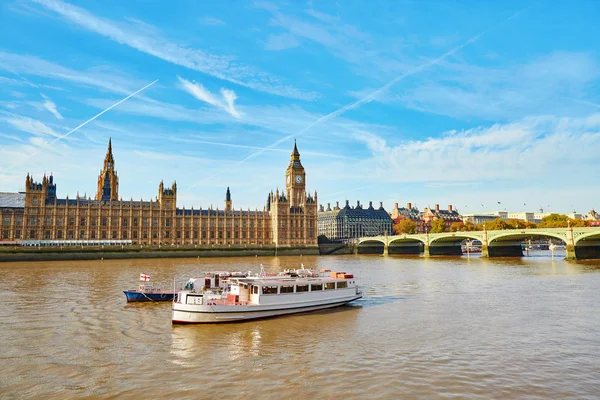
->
[430,218,446,233]
[394,219,417,234]
[463,221,477,231]
[506,219,527,229]
[449,222,464,232]
[484,217,509,230]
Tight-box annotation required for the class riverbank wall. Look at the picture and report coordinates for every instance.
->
[0,245,320,262]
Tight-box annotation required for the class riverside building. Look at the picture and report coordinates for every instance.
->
[317,200,393,241]
[0,139,318,247]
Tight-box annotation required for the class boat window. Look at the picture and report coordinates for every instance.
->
[252,286,258,294]
[325,282,335,290]
[310,283,323,291]
[337,281,347,289]
[281,285,294,293]
[262,286,278,295]
[296,284,309,292]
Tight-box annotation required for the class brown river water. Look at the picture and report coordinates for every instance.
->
[1,252,599,399]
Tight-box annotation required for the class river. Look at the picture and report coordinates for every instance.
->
[1,252,599,399]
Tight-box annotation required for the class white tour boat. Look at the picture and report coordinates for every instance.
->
[172,268,362,323]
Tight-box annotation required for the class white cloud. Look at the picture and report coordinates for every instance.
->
[0,51,144,95]
[176,77,242,119]
[264,33,300,51]
[4,115,61,137]
[31,0,318,100]
[41,94,64,119]
[352,114,600,183]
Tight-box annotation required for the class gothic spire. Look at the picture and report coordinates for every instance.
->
[291,138,300,160]
[104,137,115,169]
[226,186,231,202]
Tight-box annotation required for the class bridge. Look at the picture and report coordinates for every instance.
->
[355,227,600,260]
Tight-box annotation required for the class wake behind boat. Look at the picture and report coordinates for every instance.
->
[172,268,362,324]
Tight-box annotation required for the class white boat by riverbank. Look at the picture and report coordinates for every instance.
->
[172,269,362,323]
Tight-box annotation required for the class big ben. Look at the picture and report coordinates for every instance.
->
[286,139,306,207]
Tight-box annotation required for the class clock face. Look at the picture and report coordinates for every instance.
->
[295,175,303,183]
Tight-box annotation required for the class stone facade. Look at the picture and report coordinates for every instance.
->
[318,200,393,241]
[1,140,318,247]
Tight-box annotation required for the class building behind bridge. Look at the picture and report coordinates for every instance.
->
[462,211,586,225]
[391,202,462,233]
[318,200,393,241]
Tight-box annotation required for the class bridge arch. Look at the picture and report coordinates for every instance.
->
[428,233,482,246]
[355,239,386,255]
[488,231,567,245]
[574,230,600,245]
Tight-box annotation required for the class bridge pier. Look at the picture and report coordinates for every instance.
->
[383,244,389,256]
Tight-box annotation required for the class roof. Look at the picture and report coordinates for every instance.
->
[0,192,25,208]
[319,204,392,221]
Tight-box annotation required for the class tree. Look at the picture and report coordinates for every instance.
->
[506,219,527,229]
[569,218,586,227]
[485,217,509,230]
[539,214,569,228]
[449,222,464,232]
[394,219,417,234]
[462,221,477,231]
[430,218,446,233]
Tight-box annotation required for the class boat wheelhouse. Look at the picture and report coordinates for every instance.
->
[172,270,361,323]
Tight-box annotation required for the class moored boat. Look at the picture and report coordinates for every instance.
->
[123,284,177,302]
[172,269,362,323]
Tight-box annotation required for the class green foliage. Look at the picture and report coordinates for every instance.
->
[539,213,585,228]
[394,219,417,234]
[539,213,569,227]
[430,218,446,233]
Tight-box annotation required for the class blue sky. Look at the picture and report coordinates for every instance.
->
[1,0,599,215]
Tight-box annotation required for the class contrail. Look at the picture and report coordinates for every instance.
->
[5,79,158,172]
[189,6,529,190]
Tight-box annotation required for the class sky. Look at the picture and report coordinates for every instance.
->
[1,0,599,215]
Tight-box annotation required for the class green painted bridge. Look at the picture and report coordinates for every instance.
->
[356,226,600,260]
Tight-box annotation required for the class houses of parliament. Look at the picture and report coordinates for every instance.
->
[0,140,318,248]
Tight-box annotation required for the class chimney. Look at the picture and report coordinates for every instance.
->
[336,201,340,209]
[379,202,383,208]
[346,200,349,207]
[369,201,373,208]
[327,202,331,211]
[356,200,360,208]
[435,204,440,212]
[394,202,399,210]
[448,205,453,212]
[407,202,412,210]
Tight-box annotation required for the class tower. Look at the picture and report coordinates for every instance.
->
[285,139,306,208]
[225,187,232,211]
[96,138,119,201]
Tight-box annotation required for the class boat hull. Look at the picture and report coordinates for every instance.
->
[124,290,176,302]
[172,295,362,323]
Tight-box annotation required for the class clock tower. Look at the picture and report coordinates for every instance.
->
[286,139,306,207]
